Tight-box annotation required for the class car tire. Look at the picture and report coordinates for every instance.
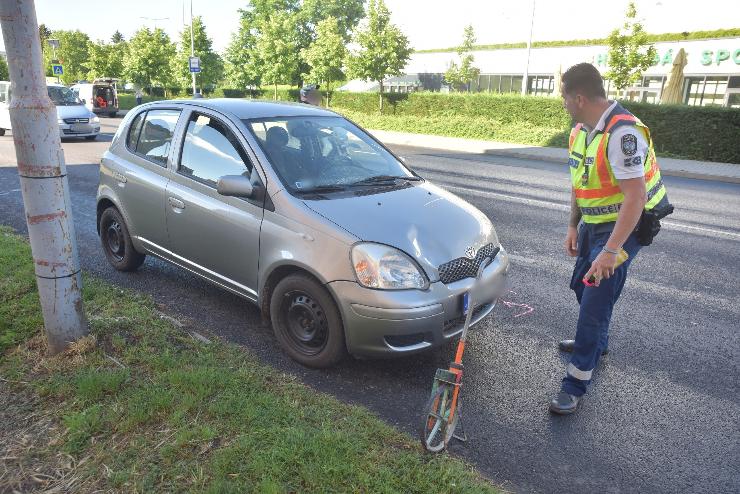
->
[109,111,117,118]
[99,207,145,271]
[270,273,346,368]
[0,128,5,136]
[85,135,97,141]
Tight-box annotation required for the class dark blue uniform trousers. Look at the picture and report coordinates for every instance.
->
[561,222,642,397]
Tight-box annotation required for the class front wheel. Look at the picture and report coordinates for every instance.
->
[108,111,117,118]
[269,273,346,368]
[99,207,145,271]
[420,384,459,453]
[0,128,6,136]
[85,135,97,141]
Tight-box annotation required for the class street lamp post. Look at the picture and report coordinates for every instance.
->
[190,0,197,97]
[0,0,88,354]
[521,0,536,96]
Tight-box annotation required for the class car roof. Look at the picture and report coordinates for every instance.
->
[148,98,338,120]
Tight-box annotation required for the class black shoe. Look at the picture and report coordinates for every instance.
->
[549,391,581,415]
[558,339,609,356]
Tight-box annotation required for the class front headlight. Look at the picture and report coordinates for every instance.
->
[57,118,64,124]
[92,116,100,123]
[351,243,428,290]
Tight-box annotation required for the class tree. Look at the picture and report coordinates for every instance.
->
[111,30,125,44]
[124,28,176,94]
[224,12,263,89]
[0,56,8,80]
[172,16,223,94]
[298,0,365,43]
[255,11,300,99]
[445,24,480,91]
[604,2,656,92]
[347,0,412,111]
[49,30,91,84]
[301,17,346,106]
[86,40,126,80]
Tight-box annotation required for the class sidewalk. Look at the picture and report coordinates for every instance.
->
[369,129,740,184]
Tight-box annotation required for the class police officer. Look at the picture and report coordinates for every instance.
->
[299,84,321,106]
[550,63,671,414]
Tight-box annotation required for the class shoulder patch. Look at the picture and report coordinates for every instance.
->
[621,134,638,156]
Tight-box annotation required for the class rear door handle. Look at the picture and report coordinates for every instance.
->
[168,197,185,209]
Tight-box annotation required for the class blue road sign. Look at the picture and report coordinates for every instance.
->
[189,56,201,73]
[52,64,63,75]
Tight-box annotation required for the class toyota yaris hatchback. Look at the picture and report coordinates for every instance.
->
[97,99,510,367]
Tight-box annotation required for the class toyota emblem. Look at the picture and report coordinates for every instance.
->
[465,246,477,259]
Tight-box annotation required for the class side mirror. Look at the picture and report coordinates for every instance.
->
[217,175,255,198]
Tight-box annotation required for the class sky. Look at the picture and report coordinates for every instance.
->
[0,0,738,54]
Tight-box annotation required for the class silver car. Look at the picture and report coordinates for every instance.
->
[97,99,510,367]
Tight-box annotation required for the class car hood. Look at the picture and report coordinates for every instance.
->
[302,182,498,280]
[56,104,93,119]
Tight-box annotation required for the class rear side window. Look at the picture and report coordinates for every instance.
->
[126,112,146,150]
[179,112,253,187]
[127,109,181,166]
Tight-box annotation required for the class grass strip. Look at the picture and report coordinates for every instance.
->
[0,226,498,493]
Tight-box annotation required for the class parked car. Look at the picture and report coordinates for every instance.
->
[0,81,9,136]
[0,82,100,140]
[97,99,510,367]
[71,78,119,117]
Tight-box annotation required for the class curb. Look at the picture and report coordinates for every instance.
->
[477,148,740,184]
[371,131,740,186]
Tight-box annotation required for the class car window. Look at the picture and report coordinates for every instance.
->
[245,116,413,193]
[179,112,254,187]
[126,111,146,150]
[135,109,180,166]
[47,86,81,106]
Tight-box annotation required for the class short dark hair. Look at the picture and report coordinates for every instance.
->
[561,63,606,99]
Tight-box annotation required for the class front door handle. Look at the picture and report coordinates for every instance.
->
[168,197,185,210]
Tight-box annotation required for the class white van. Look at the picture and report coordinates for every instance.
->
[71,78,119,117]
[0,81,10,136]
[0,82,101,140]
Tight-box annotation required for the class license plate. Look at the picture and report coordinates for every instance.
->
[71,123,92,133]
[462,292,470,316]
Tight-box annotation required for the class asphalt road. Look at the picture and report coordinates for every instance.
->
[1,118,738,493]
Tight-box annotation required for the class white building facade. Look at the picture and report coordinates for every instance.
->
[401,37,740,107]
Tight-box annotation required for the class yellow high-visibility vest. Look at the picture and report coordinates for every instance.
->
[568,103,667,224]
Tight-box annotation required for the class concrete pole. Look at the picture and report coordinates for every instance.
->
[521,0,536,96]
[190,0,197,96]
[0,0,88,354]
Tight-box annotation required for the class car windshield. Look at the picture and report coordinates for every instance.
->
[47,86,81,106]
[245,116,418,195]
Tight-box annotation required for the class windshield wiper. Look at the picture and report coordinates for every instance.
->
[296,184,348,194]
[349,175,422,186]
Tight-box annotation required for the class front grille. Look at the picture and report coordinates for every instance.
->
[443,303,489,333]
[438,243,499,284]
[64,118,89,124]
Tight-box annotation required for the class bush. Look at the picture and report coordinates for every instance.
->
[328,92,740,163]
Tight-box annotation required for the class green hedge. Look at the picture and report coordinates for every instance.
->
[327,92,740,163]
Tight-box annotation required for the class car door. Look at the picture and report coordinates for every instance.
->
[165,108,265,300]
[113,107,182,248]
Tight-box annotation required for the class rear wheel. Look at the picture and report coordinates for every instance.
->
[0,128,5,136]
[99,207,145,271]
[108,111,117,118]
[269,273,346,368]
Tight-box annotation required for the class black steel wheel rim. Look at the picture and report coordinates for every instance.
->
[105,220,125,261]
[281,290,328,356]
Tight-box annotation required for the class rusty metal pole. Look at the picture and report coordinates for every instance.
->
[0,0,88,354]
